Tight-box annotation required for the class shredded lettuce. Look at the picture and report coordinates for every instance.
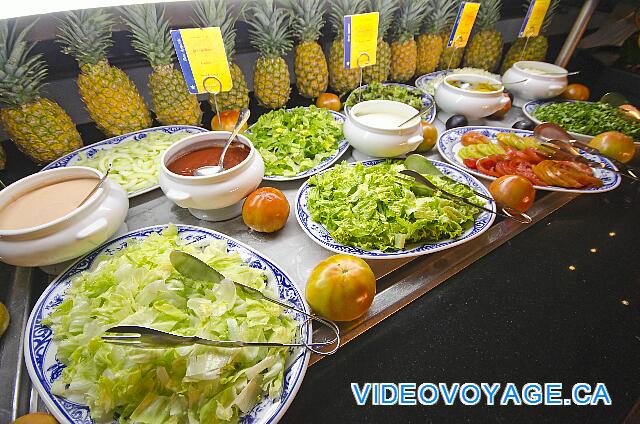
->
[246,106,344,177]
[43,225,297,423]
[307,161,482,251]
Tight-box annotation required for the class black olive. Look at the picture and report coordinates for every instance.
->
[505,90,515,103]
[445,115,468,129]
[512,119,536,130]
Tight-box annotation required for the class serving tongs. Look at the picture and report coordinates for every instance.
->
[102,251,340,355]
[398,169,532,224]
[534,123,639,181]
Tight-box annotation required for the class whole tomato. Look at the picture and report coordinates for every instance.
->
[306,254,376,321]
[315,93,341,111]
[489,175,536,213]
[589,131,636,163]
[560,84,590,101]
[242,187,289,232]
[489,93,512,118]
[12,413,58,424]
[211,110,248,132]
[415,122,438,152]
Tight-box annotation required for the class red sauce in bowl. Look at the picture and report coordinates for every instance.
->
[167,144,250,176]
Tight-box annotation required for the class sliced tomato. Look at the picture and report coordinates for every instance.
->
[476,156,501,177]
[522,147,547,164]
[463,158,478,169]
[512,159,547,186]
[533,160,603,188]
[461,131,491,146]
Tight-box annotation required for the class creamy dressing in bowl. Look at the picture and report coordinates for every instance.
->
[0,178,98,230]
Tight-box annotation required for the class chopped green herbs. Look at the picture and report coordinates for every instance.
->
[345,83,424,110]
[533,101,640,138]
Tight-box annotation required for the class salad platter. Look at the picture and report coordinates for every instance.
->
[246,107,349,181]
[25,224,311,424]
[344,83,436,123]
[522,99,640,143]
[43,126,208,198]
[437,126,621,193]
[295,159,496,259]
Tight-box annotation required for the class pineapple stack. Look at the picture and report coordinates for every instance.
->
[194,0,249,111]
[416,0,458,75]
[500,0,561,73]
[463,0,504,72]
[121,4,202,126]
[390,0,429,82]
[0,20,82,164]
[246,0,293,109]
[328,0,367,94]
[286,0,329,99]
[58,9,151,137]
[362,0,399,84]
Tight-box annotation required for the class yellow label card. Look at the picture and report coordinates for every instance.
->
[343,12,379,69]
[447,2,480,48]
[519,0,551,38]
[170,27,232,94]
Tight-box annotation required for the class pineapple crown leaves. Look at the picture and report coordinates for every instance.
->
[328,0,368,36]
[245,0,293,58]
[523,0,560,34]
[193,0,241,59]
[284,0,326,43]
[57,9,116,67]
[393,0,430,42]
[367,0,399,40]
[476,0,502,31]
[121,4,175,68]
[422,0,459,35]
[0,19,48,107]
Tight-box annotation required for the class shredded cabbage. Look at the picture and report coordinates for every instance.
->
[307,161,482,251]
[43,225,297,423]
[74,132,190,194]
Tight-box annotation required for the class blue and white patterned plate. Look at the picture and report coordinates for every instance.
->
[249,109,349,182]
[24,224,310,424]
[295,159,496,259]
[521,99,595,143]
[344,83,436,124]
[43,125,208,198]
[437,126,621,193]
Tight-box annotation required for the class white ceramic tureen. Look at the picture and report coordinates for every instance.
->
[434,73,509,120]
[159,131,264,221]
[343,100,424,159]
[0,166,128,267]
[503,61,568,107]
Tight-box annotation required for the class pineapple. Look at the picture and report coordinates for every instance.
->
[362,0,399,84]
[194,0,249,111]
[416,0,458,75]
[463,0,503,72]
[328,0,368,94]
[390,0,429,82]
[286,0,328,99]
[0,20,82,164]
[246,0,294,109]
[500,0,561,73]
[121,4,201,126]
[58,9,151,137]
[438,22,464,70]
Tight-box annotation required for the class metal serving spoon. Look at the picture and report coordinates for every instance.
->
[78,165,111,207]
[399,170,532,224]
[194,108,250,176]
[540,139,635,180]
[398,102,435,127]
[533,122,639,180]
